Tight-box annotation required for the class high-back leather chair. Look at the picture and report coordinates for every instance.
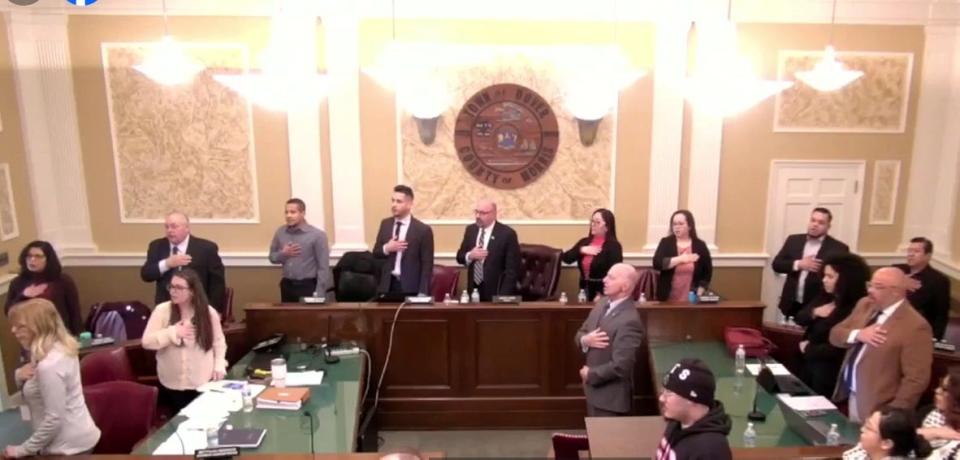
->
[222,286,235,323]
[431,265,461,302]
[85,301,151,340]
[632,267,658,301]
[84,381,158,454]
[550,433,589,460]
[80,347,136,387]
[518,244,562,301]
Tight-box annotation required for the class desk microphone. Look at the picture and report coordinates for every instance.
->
[749,359,772,422]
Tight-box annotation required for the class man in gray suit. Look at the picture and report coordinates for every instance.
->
[575,263,645,416]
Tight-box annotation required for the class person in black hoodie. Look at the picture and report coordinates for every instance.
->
[655,358,732,460]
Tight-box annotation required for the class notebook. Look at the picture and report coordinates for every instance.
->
[218,427,266,449]
[256,387,310,410]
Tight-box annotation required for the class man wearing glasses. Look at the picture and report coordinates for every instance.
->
[830,267,933,422]
[455,199,521,302]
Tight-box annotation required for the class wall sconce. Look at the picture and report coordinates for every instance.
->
[576,118,602,147]
[413,115,440,145]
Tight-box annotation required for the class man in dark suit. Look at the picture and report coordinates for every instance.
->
[575,263,644,416]
[830,267,932,422]
[455,199,521,301]
[771,207,849,317]
[893,237,951,340]
[373,185,435,295]
[140,211,226,312]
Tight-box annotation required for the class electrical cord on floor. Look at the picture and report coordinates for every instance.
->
[358,302,407,437]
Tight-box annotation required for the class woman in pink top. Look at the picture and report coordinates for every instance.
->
[652,210,713,303]
[142,268,227,414]
[561,209,623,301]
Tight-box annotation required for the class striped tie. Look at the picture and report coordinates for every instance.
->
[473,228,485,285]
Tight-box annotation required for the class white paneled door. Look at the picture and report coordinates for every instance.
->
[761,161,865,321]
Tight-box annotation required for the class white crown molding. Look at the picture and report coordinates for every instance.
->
[933,255,960,280]
[3,0,960,25]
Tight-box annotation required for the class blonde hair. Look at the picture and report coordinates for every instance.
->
[9,298,79,361]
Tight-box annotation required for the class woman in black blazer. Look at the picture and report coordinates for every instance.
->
[561,208,623,301]
[652,210,713,302]
[795,252,870,397]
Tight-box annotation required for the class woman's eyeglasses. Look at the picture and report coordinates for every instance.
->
[167,284,190,292]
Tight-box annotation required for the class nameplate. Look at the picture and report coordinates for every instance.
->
[935,341,956,352]
[195,446,239,460]
[492,295,521,304]
[699,294,720,303]
[405,295,434,304]
[300,296,326,304]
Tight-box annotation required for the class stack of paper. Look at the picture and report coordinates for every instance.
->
[283,371,325,386]
[256,387,310,411]
[745,363,792,376]
[777,394,837,412]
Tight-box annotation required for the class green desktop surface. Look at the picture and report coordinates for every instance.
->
[135,345,363,454]
[649,341,860,448]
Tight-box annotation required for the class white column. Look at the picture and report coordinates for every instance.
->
[901,25,960,260]
[644,19,689,250]
[5,13,96,255]
[686,109,723,249]
[282,0,325,230]
[324,0,367,252]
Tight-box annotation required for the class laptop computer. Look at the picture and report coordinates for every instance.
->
[775,397,858,445]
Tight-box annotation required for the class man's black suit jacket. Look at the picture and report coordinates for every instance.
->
[372,216,435,295]
[456,221,521,301]
[140,236,226,312]
[894,263,952,340]
[771,233,849,316]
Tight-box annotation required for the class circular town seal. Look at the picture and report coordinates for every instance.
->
[454,83,559,190]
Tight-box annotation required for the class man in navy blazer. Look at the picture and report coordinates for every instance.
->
[140,211,226,312]
[456,199,521,301]
[771,207,849,317]
[373,185,435,295]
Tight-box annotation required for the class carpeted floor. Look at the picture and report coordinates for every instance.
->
[379,429,584,458]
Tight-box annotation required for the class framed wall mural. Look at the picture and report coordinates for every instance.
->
[0,163,19,241]
[869,160,901,225]
[394,45,618,224]
[102,43,260,223]
[775,51,913,133]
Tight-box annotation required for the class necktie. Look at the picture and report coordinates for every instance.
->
[842,309,882,392]
[596,300,612,328]
[172,246,182,271]
[473,228,486,285]
[394,221,403,239]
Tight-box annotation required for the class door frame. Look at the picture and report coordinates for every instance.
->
[761,159,866,321]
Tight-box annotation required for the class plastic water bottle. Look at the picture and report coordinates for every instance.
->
[735,344,746,376]
[687,290,699,304]
[206,424,220,447]
[471,290,480,303]
[639,293,647,304]
[787,316,796,327]
[743,422,757,448]
[443,292,452,305]
[777,310,786,325]
[242,384,254,413]
[577,289,587,304]
[558,292,568,305]
[826,423,840,446]
[460,289,469,304]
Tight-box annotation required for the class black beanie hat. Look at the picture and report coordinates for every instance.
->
[662,358,716,406]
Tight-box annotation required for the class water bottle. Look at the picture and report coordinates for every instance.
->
[826,423,840,446]
[743,422,757,448]
[443,292,452,305]
[639,293,647,304]
[735,344,746,376]
[460,289,469,304]
[242,384,254,413]
[787,316,796,327]
[206,424,220,447]
[471,289,480,303]
[777,310,786,325]
[558,292,568,305]
[687,290,698,304]
[577,289,587,304]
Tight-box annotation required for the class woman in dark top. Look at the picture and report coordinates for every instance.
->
[795,252,870,397]
[652,210,713,303]
[561,208,623,301]
[3,241,82,335]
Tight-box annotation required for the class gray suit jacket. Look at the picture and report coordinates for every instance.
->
[574,297,645,413]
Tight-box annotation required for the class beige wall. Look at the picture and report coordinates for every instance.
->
[68,16,333,252]
[0,18,38,274]
[716,24,924,253]
[358,19,655,253]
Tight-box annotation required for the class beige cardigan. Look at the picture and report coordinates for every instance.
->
[141,301,227,390]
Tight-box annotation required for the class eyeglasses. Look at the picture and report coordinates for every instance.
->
[473,209,493,215]
[866,282,892,290]
[25,254,46,260]
[167,284,190,292]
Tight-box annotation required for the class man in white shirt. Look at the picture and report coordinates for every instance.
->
[575,263,644,416]
[830,267,933,422]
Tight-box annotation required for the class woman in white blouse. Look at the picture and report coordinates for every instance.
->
[142,268,227,414]
[3,299,100,457]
